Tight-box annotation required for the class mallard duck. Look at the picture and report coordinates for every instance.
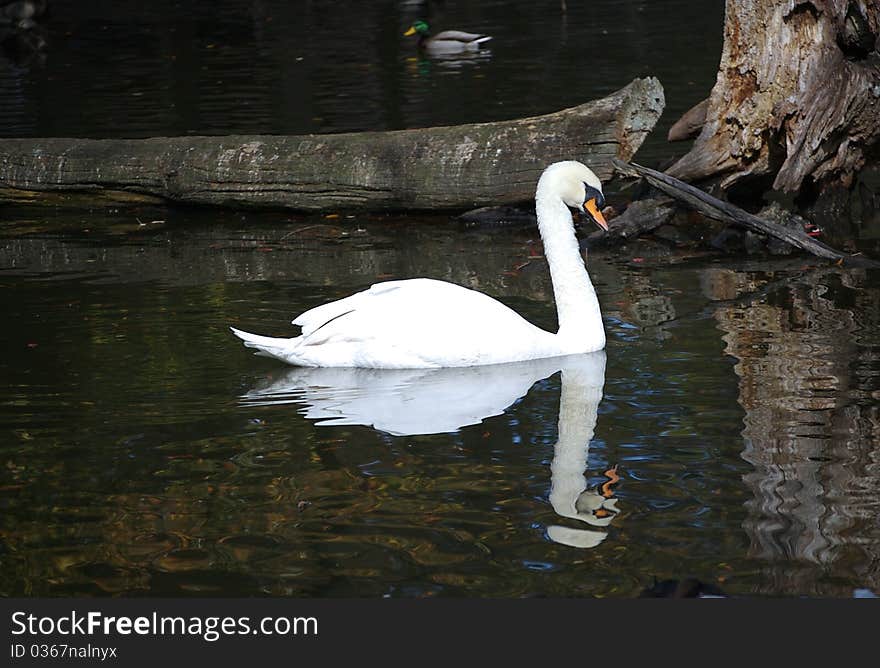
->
[403,20,492,54]
[231,160,608,368]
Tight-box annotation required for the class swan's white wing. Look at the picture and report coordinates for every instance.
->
[290,278,554,367]
[293,282,401,336]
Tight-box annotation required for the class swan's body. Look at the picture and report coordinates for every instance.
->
[231,160,608,369]
[404,21,492,53]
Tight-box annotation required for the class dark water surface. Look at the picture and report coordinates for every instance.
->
[1,212,879,597]
[2,2,880,599]
[1,0,723,165]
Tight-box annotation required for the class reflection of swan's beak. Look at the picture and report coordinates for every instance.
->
[573,492,619,526]
[585,198,609,231]
[601,464,620,498]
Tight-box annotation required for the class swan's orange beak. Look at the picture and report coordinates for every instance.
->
[404,26,416,36]
[585,198,609,231]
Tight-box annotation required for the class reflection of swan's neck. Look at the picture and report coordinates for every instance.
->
[549,364,604,523]
[536,186,603,345]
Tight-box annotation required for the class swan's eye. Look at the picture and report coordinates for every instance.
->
[583,184,605,209]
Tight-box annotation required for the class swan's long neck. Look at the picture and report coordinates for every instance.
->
[535,185,604,345]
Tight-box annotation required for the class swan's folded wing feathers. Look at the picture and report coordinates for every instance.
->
[295,280,459,345]
[292,284,390,334]
[293,282,404,340]
[293,296,357,335]
[291,278,540,362]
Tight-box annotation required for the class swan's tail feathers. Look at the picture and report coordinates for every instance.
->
[474,35,493,45]
[230,327,299,362]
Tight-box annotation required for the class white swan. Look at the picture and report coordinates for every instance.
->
[231,160,608,368]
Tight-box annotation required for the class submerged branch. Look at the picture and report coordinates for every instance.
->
[611,159,879,268]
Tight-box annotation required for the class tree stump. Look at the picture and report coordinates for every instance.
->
[667,0,879,204]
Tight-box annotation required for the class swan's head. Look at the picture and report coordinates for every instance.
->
[539,160,609,231]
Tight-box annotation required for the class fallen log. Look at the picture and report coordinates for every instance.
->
[0,77,664,212]
[612,159,880,267]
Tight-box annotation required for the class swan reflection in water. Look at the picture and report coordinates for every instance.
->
[240,353,620,548]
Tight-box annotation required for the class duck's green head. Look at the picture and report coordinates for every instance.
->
[403,20,429,37]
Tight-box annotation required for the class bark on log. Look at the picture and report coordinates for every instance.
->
[614,158,880,267]
[0,77,664,212]
[668,0,880,199]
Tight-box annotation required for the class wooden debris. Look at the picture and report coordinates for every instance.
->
[584,197,676,246]
[667,98,708,142]
[612,158,879,267]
